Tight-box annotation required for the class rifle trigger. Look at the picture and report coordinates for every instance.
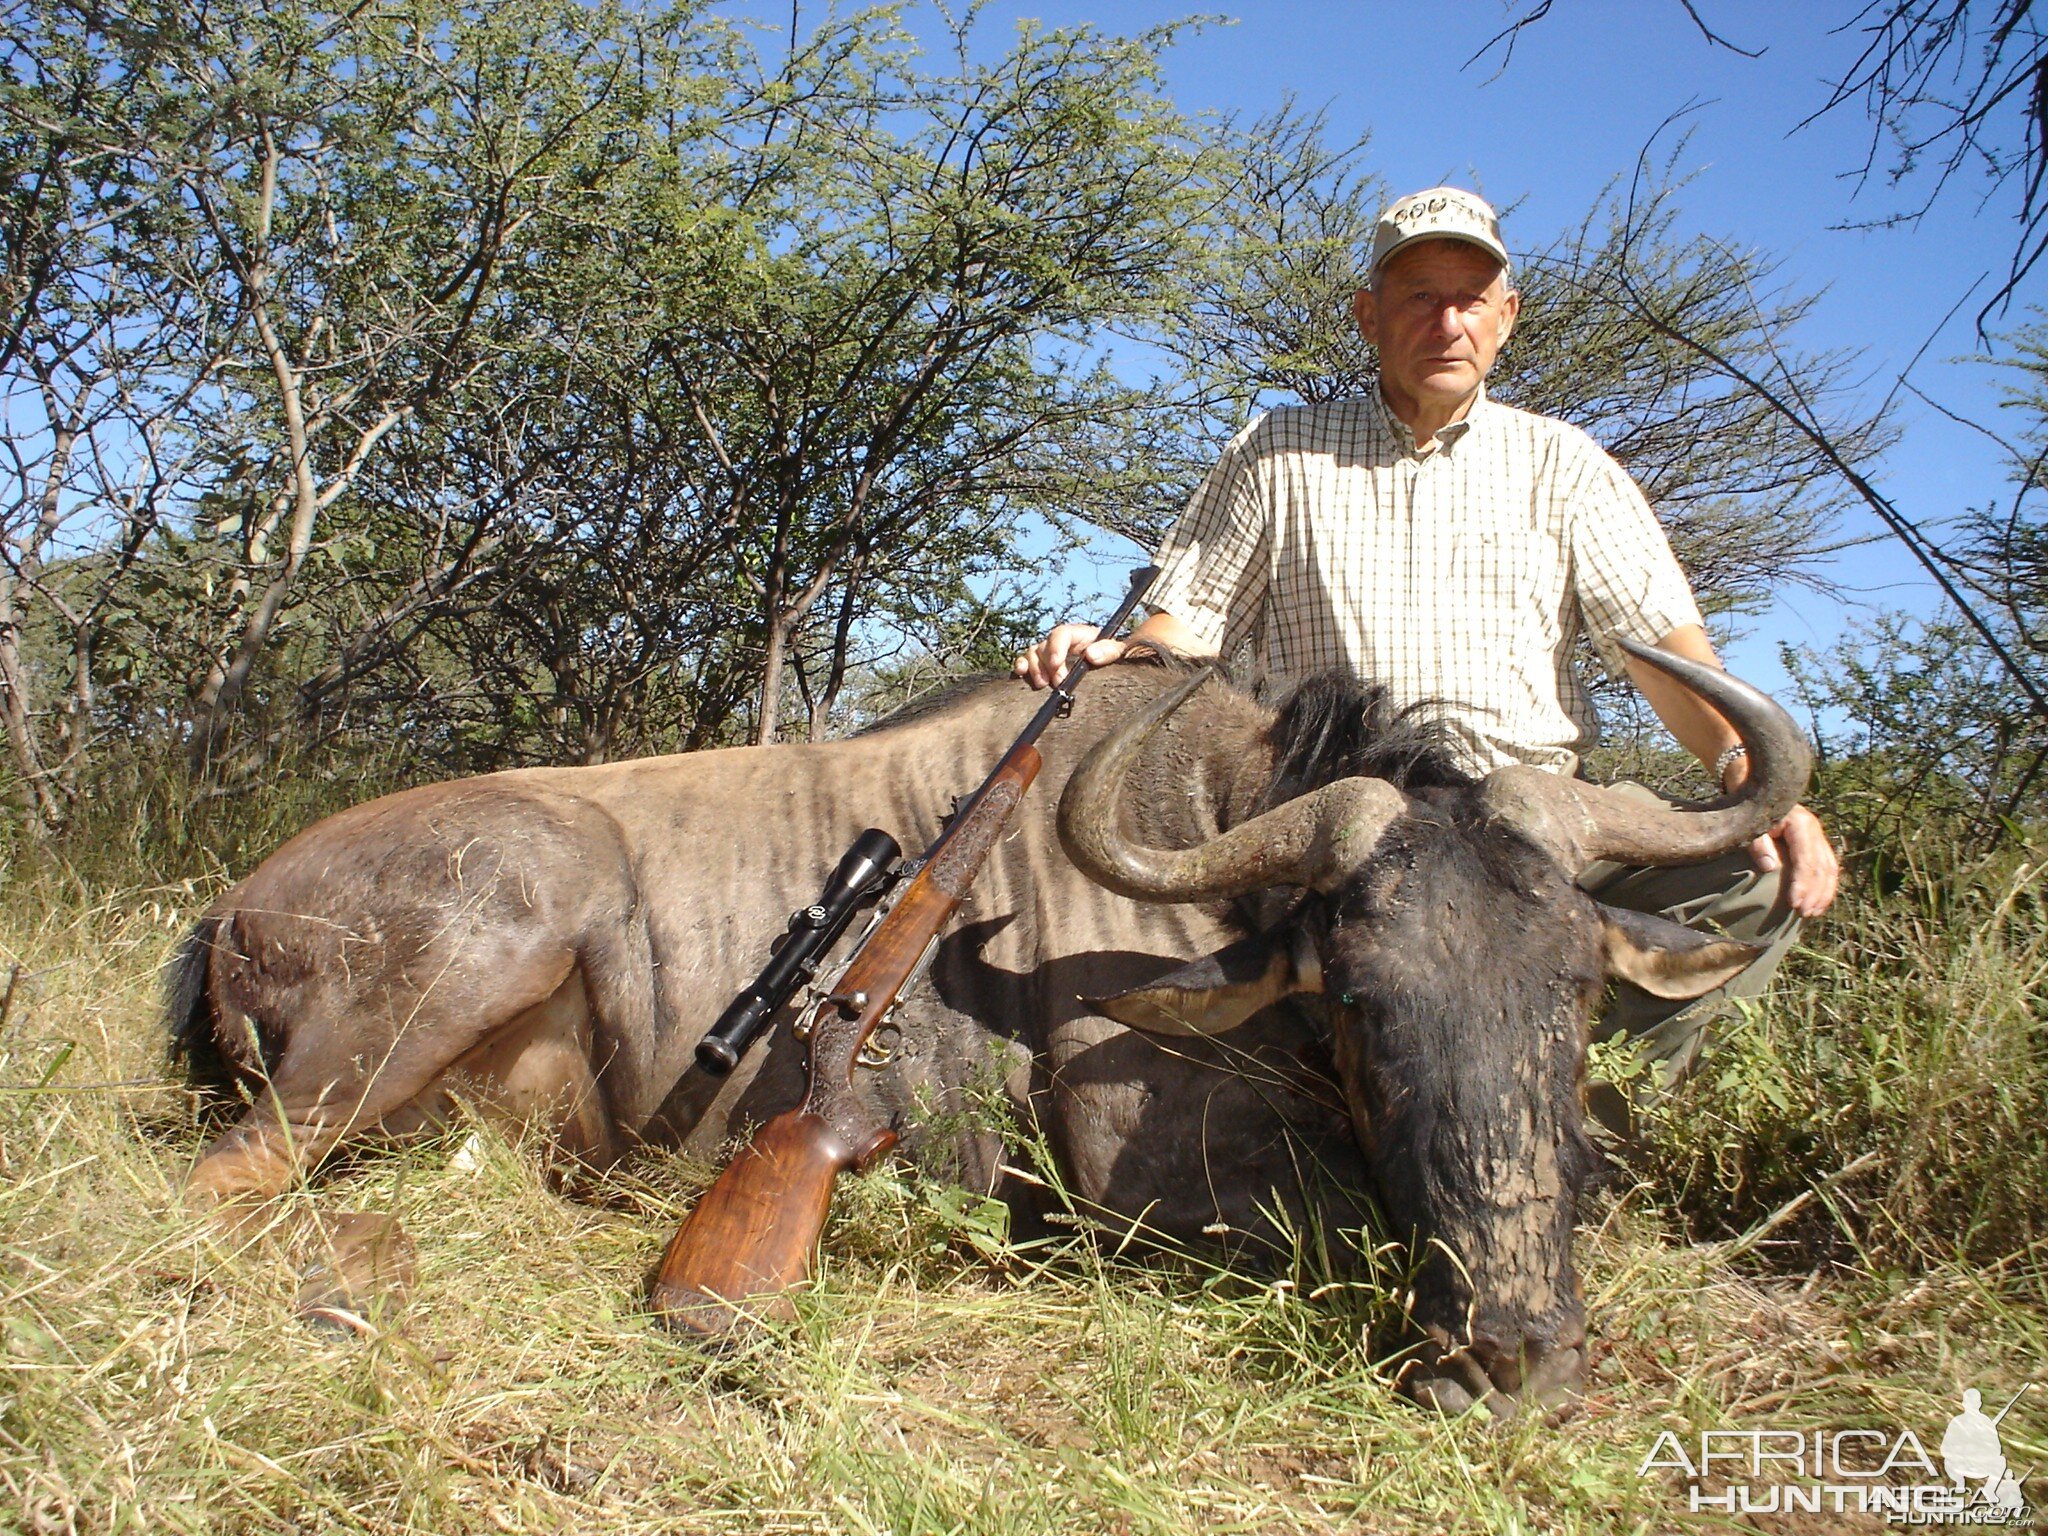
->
[856,1021,900,1070]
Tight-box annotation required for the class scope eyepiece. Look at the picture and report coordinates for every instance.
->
[694,1033,742,1075]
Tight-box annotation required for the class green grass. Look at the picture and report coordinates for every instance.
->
[1638,836,2048,1272]
[0,842,2043,1534]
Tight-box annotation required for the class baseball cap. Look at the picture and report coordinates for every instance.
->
[1370,187,1510,279]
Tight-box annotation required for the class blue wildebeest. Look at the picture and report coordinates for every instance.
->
[169,642,1805,1416]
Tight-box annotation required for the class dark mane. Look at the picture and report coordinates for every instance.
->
[1258,669,1471,807]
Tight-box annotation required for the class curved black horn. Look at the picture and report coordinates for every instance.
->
[1058,668,1410,902]
[1484,637,1813,872]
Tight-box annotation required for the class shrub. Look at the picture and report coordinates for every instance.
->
[1635,827,2048,1275]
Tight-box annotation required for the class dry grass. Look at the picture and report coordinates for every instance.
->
[1,870,2042,1535]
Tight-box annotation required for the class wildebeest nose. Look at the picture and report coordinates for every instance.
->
[1404,1331,1586,1421]
[1468,1333,1525,1395]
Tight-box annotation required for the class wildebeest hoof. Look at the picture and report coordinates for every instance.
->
[1523,1343,1585,1411]
[294,1212,416,1334]
[1407,1372,1523,1423]
[1402,1338,1585,1423]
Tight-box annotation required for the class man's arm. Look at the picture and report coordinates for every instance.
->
[1013,609,1215,691]
[1626,624,1839,918]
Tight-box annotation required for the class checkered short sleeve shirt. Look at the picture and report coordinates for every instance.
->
[1146,390,1704,778]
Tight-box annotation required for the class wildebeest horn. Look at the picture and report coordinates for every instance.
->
[1477,637,1812,872]
[1059,667,1410,901]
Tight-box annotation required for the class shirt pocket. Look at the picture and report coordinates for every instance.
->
[1447,525,1566,647]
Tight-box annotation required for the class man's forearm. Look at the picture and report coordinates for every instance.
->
[1625,624,1748,787]
[1127,610,1216,659]
[1014,607,1215,690]
[1626,623,1839,915]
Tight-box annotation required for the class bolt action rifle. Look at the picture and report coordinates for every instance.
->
[650,565,1158,1336]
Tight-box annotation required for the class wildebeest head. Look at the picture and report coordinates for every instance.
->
[1056,640,1809,1419]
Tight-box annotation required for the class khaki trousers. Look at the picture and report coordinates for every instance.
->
[1576,781,1801,1136]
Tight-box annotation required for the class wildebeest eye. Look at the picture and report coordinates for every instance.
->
[1339,992,1357,1007]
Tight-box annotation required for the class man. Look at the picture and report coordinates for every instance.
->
[1015,185,1837,1110]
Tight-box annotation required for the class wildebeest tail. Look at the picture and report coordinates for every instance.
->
[164,914,257,1108]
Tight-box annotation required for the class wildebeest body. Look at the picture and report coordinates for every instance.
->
[172,652,1804,1415]
[176,668,1370,1244]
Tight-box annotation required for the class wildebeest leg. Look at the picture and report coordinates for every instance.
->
[184,952,589,1328]
[185,1105,431,1335]
[291,971,622,1333]
[383,966,627,1170]
[292,1211,420,1334]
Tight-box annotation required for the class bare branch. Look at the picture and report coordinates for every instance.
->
[1464,1,1555,82]
[1677,0,1767,55]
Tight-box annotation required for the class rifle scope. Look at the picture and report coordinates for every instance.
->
[694,826,902,1077]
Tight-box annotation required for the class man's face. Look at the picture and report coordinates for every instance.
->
[1352,240,1519,415]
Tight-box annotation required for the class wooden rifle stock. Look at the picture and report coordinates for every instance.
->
[645,1110,852,1334]
[651,749,1040,1334]
[649,564,1154,1338]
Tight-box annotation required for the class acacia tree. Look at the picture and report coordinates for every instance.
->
[0,4,1914,837]
[1473,2,2048,317]
[265,8,759,768]
[0,0,225,830]
[635,16,1213,745]
[1504,175,1887,620]
[166,0,726,775]
[1803,325,2048,840]
[1472,14,2048,849]
[1803,0,2048,321]
[0,0,734,804]
[251,13,1226,761]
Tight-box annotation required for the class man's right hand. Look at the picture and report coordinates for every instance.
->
[1012,623,1131,691]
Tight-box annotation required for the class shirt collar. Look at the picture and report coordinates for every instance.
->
[1375,382,1487,458]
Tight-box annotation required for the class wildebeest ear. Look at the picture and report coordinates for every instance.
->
[1595,904,1762,1000]
[1086,926,1323,1037]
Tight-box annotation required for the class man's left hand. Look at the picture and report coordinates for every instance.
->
[1747,803,1838,918]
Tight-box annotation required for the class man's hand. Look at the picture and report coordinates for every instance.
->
[1012,624,1131,691]
[1747,803,1838,919]
[1014,610,1213,691]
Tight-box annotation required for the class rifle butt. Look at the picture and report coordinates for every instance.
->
[649,1108,888,1338]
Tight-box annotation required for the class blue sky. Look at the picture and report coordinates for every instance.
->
[768,2,2035,692]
